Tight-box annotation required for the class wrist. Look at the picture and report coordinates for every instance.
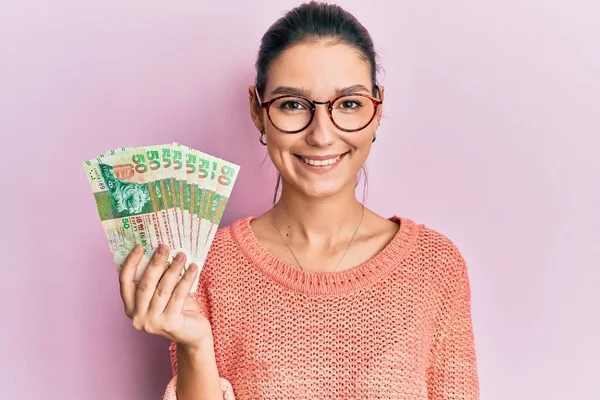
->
[177,338,215,360]
[175,336,222,399]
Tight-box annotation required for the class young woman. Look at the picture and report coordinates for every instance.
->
[119,2,480,399]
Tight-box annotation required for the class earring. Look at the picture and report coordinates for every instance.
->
[372,131,377,143]
[259,131,267,145]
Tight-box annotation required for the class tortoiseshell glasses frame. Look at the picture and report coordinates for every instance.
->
[254,86,383,134]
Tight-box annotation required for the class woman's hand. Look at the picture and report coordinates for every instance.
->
[119,244,214,350]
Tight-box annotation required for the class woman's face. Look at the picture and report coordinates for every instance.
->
[250,41,384,200]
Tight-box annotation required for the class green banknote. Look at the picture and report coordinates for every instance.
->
[83,143,239,293]
[172,142,199,256]
[197,154,240,264]
[173,143,218,260]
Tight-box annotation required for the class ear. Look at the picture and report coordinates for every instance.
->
[378,85,385,101]
[376,85,385,125]
[248,85,265,133]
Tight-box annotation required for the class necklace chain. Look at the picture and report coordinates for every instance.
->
[272,204,365,273]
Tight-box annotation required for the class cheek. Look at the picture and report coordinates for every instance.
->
[351,146,371,172]
[265,132,296,163]
[349,133,373,157]
[344,135,373,174]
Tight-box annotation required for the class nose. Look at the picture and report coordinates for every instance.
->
[306,104,335,147]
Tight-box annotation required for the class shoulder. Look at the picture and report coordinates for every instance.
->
[205,218,244,259]
[193,218,247,294]
[419,222,466,269]
[201,216,252,271]
[399,215,470,289]
[394,216,475,322]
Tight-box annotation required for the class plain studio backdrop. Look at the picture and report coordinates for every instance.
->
[1,1,598,399]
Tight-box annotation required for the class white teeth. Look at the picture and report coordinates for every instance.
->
[300,155,341,166]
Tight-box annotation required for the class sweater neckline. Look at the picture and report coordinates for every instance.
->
[230,215,420,295]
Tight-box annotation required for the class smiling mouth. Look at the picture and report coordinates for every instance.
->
[294,151,350,166]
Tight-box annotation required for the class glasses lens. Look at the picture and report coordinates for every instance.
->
[269,97,313,132]
[332,95,376,131]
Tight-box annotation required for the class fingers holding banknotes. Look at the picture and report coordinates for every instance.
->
[119,244,214,349]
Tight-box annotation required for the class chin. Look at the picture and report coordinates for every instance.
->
[297,179,352,199]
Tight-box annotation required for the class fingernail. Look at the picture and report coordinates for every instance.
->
[174,252,185,262]
[188,264,197,273]
[157,244,167,255]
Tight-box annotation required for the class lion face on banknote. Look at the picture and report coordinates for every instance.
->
[98,163,151,215]
[113,181,150,214]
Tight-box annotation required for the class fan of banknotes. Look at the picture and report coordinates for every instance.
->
[82,142,240,293]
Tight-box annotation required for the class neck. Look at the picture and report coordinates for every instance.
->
[274,179,364,247]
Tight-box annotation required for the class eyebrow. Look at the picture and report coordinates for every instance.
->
[270,84,371,98]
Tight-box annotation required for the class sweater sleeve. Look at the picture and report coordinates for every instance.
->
[427,250,480,400]
[162,263,236,400]
[163,374,235,400]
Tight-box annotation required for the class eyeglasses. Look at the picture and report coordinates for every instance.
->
[254,87,382,134]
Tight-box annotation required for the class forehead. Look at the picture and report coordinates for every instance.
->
[265,41,372,97]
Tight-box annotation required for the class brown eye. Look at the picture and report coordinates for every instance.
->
[280,100,306,111]
[336,98,363,112]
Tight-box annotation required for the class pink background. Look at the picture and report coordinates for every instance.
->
[1,0,598,399]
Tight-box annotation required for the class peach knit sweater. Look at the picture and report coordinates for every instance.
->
[163,216,479,399]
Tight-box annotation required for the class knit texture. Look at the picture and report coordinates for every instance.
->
[163,216,479,399]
